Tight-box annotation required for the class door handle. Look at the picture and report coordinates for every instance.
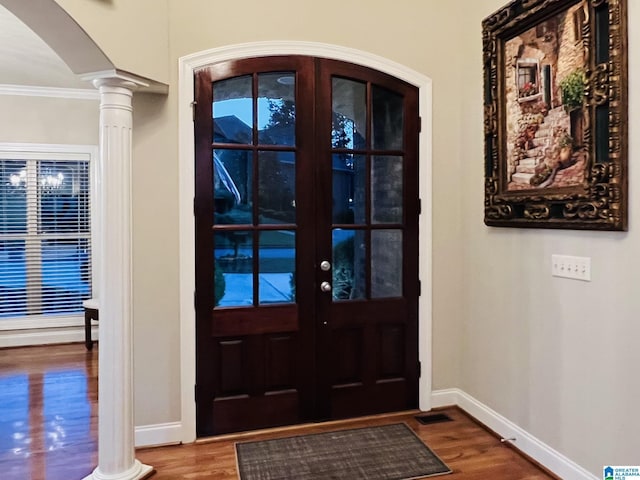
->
[320,281,332,293]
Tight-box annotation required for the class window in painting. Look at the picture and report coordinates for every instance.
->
[517,59,541,100]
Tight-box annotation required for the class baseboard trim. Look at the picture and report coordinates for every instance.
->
[431,389,598,480]
[136,390,597,476]
[135,422,183,448]
[0,326,98,348]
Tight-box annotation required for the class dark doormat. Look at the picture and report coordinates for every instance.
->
[235,423,451,480]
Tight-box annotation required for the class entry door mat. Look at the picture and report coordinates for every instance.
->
[235,423,452,480]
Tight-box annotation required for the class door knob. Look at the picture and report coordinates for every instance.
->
[320,260,331,271]
[320,281,332,292]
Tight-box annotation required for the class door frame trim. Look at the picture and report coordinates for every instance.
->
[178,41,433,443]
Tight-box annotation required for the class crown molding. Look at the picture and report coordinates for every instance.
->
[0,83,99,100]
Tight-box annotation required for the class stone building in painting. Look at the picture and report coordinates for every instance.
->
[505,1,588,190]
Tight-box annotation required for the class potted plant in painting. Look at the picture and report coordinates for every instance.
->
[556,131,574,167]
[560,69,586,111]
[560,69,586,147]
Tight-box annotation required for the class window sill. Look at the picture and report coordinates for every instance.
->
[517,93,542,103]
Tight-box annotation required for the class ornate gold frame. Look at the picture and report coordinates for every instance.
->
[483,0,628,230]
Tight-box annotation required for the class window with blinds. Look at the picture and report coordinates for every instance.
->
[0,145,96,324]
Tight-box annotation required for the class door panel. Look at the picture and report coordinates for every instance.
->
[195,56,316,436]
[195,56,418,436]
[315,59,419,421]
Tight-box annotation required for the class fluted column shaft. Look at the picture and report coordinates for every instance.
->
[83,78,153,480]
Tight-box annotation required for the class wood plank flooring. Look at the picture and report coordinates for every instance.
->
[138,409,557,480]
[0,343,98,480]
[0,344,556,479]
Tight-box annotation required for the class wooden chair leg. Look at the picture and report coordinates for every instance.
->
[85,309,93,351]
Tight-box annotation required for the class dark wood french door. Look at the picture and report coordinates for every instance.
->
[194,56,420,436]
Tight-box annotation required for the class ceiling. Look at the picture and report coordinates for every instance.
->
[0,3,90,89]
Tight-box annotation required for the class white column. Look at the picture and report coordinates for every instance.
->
[83,78,153,480]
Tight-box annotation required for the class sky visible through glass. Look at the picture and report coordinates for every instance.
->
[214,98,273,129]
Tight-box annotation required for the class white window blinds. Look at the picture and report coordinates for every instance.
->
[0,147,94,321]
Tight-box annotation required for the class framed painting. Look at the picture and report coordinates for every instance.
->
[483,0,628,230]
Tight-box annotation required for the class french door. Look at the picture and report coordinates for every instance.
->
[194,56,420,436]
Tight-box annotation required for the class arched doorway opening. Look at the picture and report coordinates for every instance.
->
[179,42,433,442]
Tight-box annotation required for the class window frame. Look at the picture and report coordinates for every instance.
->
[516,58,542,102]
[0,143,99,330]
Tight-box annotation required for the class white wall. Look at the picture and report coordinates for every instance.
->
[54,0,170,84]
[130,92,182,426]
[0,95,98,144]
[458,0,640,474]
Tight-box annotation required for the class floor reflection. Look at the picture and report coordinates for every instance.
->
[0,345,97,480]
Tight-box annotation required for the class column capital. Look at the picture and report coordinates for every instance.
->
[92,78,135,116]
[82,68,169,94]
[92,77,138,93]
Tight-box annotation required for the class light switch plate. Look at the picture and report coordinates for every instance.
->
[551,255,591,281]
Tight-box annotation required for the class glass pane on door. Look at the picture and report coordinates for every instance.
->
[332,229,366,301]
[259,230,295,304]
[258,72,296,146]
[213,76,253,144]
[213,150,253,225]
[332,154,365,225]
[214,231,253,307]
[372,85,404,150]
[371,230,403,298]
[371,155,403,224]
[258,151,295,224]
[332,78,366,149]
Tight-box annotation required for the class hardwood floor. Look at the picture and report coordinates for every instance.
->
[0,344,556,479]
[138,409,557,480]
[0,343,98,480]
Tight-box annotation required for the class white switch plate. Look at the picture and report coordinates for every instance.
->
[551,255,591,281]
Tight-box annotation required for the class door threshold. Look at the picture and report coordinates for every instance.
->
[195,409,422,444]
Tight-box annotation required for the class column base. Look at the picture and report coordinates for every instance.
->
[83,460,154,480]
